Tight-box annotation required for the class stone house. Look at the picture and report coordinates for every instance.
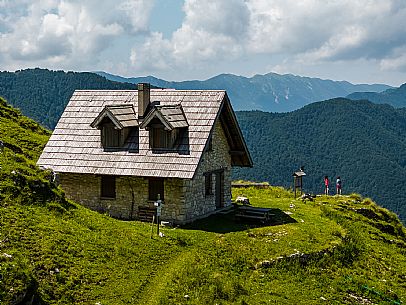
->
[37,84,252,224]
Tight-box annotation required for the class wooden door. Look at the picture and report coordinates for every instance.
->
[215,171,224,209]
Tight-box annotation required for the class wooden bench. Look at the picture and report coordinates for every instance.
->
[235,213,267,221]
[138,206,156,222]
[235,206,273,223]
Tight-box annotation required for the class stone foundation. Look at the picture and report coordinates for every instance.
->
[60,173,187,222]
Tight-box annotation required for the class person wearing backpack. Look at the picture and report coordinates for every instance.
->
[336,176,342,195]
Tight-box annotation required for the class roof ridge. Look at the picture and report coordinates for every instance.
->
[73,89,226,92]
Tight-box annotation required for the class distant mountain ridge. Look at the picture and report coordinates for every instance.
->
[347,83,406,108]
[95,71,392,112]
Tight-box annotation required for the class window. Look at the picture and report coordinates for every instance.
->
[150,126,181,149]
[102,122,120,147]
[101,175,116,199]
[151,126,170,149]
[205,173,213,196]
[148,117,182,150]
[149,178,164,201]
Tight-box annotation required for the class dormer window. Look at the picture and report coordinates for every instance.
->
[139,105,188,151]
[90,105,138,149]
[149,118,180,149]
[101,120,120,147]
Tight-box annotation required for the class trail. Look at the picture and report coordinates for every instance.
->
[135,247,197,305]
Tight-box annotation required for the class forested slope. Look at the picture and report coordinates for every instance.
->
[234,98,406,222]
[0,68,134,129]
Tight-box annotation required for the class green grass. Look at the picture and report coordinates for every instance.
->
[1,97,406,304]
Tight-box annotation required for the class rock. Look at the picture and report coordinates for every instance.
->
[2,252,12,259]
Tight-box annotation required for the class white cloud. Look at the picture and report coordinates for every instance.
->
[1,0,406,84]
[132,0,406,78]
[130,0,248,72]
[380,46,406,72]
[0,0,154,69]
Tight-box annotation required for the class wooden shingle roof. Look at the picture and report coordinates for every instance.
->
[37,89,252,179]
[139,105,188,130]
[90,104,138,129]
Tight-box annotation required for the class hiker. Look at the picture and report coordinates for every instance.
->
[336,176,342,195]
[324,176,329,195]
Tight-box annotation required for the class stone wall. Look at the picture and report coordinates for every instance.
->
[59,173,185,221]
[182,120,232,222]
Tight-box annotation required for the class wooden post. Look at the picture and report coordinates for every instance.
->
[150,215,155,239]
[155,194,162,236]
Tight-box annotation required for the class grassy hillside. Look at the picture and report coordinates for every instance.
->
[234,98,406,223]
[1,98,406,304]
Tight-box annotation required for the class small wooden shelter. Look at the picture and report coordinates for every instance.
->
[293,167,306,198]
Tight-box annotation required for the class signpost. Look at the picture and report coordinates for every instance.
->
[153,194,163,237]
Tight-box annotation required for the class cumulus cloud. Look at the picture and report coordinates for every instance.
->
[1,0,406,82]
[0,0,153,69]
[131,0,249,71]
[381,46,406,72]
[132,0,406,76]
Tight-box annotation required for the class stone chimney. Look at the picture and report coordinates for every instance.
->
[137,83,150,118]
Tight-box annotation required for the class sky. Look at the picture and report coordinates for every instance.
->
[0,0,406,86]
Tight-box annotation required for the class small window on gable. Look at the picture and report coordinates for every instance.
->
[102,121,120,147]
[101,175,116,199]
[151,123,170,149]
[149,119,180,150]
[139,105,188,151]
[205,173,213,196]
[90,105,138,149]
[149,177,164,201]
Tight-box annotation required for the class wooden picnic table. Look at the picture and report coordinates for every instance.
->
[235,206,274,223]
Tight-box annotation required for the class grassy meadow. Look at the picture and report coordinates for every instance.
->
[1,97,405,304]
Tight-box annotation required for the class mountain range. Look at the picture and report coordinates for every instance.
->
[96,71,392,112]
[347,83,406,108]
